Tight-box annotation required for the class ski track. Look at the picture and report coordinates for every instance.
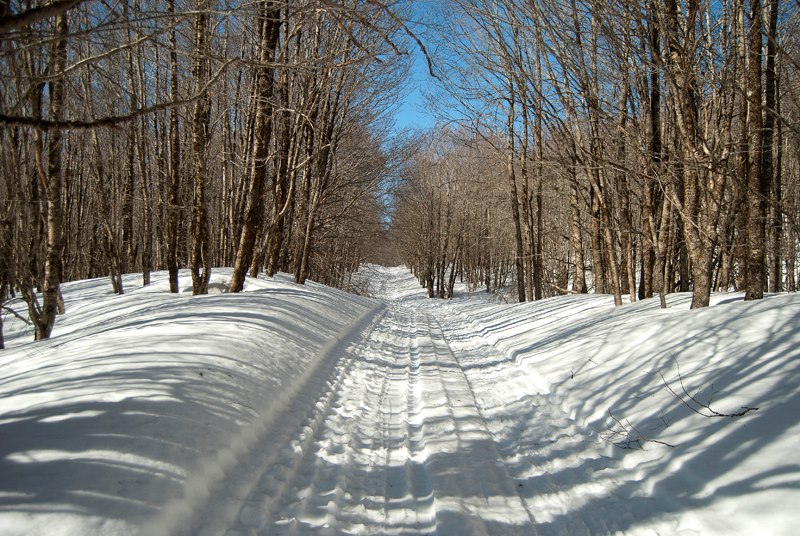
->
[178,298,617,535]
[436,304,618,536]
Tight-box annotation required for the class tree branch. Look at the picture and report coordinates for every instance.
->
[0,0,85,34]
[659,355,759,418]
[0,58,236,130]
[2,305,32,325]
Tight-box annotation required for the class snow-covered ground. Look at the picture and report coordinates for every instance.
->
[1,266,798,535]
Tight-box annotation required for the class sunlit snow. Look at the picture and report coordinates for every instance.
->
[1,266,798,535]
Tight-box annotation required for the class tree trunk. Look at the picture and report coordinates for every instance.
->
[663,0,718,308]
[535,174,544,299]
[589,187,605,294]
[135,37,153,287]
[570,180,587,293]
[229,3,282,293]
[616,81,636,304]
[520,118,534,302]
[642,1,663,302]
[38,13,69,339]
[505,85,526,303]
[190,0,211,295]
[166,0,182,293]
[0,280,8,350]
[122,134,134,284]
[509,194,525,301]
[765,0,780,292]
[745,0,765,300]
[534,73,544,300]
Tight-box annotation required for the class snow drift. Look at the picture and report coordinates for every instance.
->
[0,266,798,535]
[0,270,378,535]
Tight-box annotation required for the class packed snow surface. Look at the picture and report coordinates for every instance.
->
[1,266,798,535]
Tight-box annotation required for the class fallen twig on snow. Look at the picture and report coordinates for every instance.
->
[659,355,759,418]
[602,411,675,450]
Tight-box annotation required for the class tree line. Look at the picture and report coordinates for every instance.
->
[393,0,799,309]
[0,0,411,345]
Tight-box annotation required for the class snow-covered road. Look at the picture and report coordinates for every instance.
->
[176,302,543,535]
[3,265,798,535]
[155,267,632,535]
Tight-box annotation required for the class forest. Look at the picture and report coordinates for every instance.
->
[1,0,798,345]
[395,0,799,309]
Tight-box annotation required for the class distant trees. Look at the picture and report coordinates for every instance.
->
[393,0,799,307]
[2,0,798,347]
[393,130,531,297]
[0,0,410,340]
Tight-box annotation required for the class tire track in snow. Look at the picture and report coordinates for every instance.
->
[141,302,386,536]
[155,294,589,535]
[269,305,437,534]
[205,305,421,535]
[383,307,435,534]
[260,305,537,535]
[412,312,536,535]
[272,314,398,534]
[434,304,619,535]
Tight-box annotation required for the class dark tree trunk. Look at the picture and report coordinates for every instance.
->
[745,0,765,300]
[519,111,534,302]
[663,0,718,308]
[589,187,605,294]
[166,0,182,293]
[229,3,282,292]
[190,0,211,295]
[569,160,587,294]
[616,80,636,303]
[642,1,662,301]
[0,280,8,350]
[765,0,781,292]
[506,89,526,303]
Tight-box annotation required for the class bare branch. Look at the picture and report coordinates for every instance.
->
[0,58,237,131]
[659,355,759,418]
[602,410,675,450]
[0,0,84,34]
[2,305,32,325]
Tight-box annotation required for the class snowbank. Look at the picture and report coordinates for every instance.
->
[447,291,800,535]
[0,270,378,536]
[1,265,798,535]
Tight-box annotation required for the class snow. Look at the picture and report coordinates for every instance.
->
[1,266,798,535]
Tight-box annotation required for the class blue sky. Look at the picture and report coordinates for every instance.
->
[393,52,436,132]
[391,4,437,133]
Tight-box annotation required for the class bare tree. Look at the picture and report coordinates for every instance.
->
[190,0,212,295]
[229,2,283,293]
[745,0,766,300]
[25,12,68,339]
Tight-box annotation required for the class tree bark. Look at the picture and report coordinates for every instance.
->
[505,83,526,303]
[38,13,69,339]
[190,0,211,295]
[519,106,534,302]
[764,0,780,292]
[663,0,718,308]
[229,2,282,292]
[745,0,765,300]
[166,0,182,293]
[616,78,636,303]
[589,186,605,294]
[570,179,587,294]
